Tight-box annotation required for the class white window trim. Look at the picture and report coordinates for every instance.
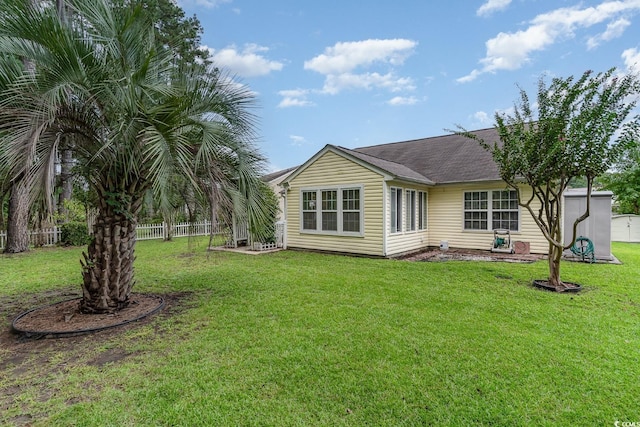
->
[299,185,364,237]
[418,191,428,230]
[405,189,417,232]
[462,190,520,232]
[390,186,428,235]
[390,187,403,234]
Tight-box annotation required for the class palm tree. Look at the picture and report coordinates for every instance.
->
[0,0,271,313]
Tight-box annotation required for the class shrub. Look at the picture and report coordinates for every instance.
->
[60,222,91,246]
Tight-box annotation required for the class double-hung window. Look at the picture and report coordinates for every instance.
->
[418,191,428,230]
[302,191,317,231]
[405,190,416,232]
[342,189,361,232]
[464,191,488,230]
[491,190,519,230]
[301,186,362,235]
[390,187,403,233]
[321,190,337,231]
[463,190,519,231]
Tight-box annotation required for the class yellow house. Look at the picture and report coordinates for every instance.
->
[282,127,549,257]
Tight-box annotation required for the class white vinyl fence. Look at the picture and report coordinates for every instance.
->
[0,227,62,251]
[0,221,228,250]
[135,221,229,241]
[1,220,285,250]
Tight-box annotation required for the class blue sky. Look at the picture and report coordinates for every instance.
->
[176,0,640,172]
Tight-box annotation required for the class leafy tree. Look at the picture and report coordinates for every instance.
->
[142,0,209,67]
[459,68,640,291]
[0,0,271,313]
[599,144,640,214]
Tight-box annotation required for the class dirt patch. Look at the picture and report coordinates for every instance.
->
[0,290,194,425]
[0,286,200,425]
[402,248,544,263]
[86,347,134,367]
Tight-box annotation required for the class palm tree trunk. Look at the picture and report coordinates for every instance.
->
[4,180,30,253]
[0,188,7,230]
[57,148,73,219]
[80,196,141,314]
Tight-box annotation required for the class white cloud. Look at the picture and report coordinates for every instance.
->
[477,0,512,17]
[278,98,314,108]
[322,72,415,95]
[278,89,314,108]
[459,0,640,83]
[587,18,631,49]
[387,96,419,106]
[622,47,640,71]
[303,39,418,96]
[457,69,482,84]
[279,89,309,98]
[472,111,491,124]
[304,39,417,74]
[177,0,231,8]
[204,44,283,78]
[289,135,308,146]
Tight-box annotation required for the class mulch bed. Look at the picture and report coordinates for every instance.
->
[532,279,583,293]
[12,294,164,338]
[402,248,544,263]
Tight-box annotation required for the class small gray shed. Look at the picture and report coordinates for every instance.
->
[563,189,613,261]
[611,214,640,242]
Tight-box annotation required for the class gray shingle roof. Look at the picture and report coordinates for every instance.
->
[261,165,299,183]
[352,127,502,184]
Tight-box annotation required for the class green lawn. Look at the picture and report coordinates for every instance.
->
[1,239,639,426]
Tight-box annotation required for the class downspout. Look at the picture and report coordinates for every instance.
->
[281,182,289,249]
[382,182,388,257]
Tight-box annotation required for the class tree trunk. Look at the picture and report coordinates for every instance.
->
[4,180,30,253]
[0,191,6,230]
[208,186,218,247]
[164,212,175,241]
[548,242,565,291]
[57,148,74,219]
[80,199,140,314]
